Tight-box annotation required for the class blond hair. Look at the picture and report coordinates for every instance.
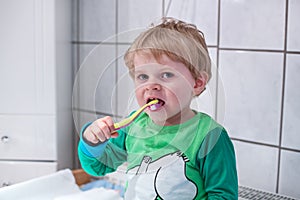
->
[124,17,212,81]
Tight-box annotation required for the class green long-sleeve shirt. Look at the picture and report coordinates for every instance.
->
[78,112,238,199]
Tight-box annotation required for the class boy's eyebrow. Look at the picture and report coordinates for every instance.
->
[134,68,145,73]
[134,65,177,73]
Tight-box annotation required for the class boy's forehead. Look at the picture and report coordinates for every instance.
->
[134,63,165,72]
[133,52,158,65]
[133,52,172,67]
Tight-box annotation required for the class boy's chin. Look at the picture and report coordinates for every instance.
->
[146,109,168,124]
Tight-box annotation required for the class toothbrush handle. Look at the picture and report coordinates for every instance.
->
[113,104,149,131]
[114,117,132,130]
[111,99,159,134]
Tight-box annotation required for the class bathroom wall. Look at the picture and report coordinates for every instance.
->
[72,0,300,198]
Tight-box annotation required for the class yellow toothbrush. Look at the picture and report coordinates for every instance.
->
[113,99,160,131]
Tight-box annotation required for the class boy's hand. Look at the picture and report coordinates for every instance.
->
[83,116,118,144]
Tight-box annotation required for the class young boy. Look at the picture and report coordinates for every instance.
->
[78,17,238,199]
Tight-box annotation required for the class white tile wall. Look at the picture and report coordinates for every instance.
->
[116,45,139,118]
[118,0,163,43]
[233,140,278,193]
[218,50,283,145]
[73,110,103,134]
[287,0,300,51]
[76,44,117,114]
[165,0,219,46]
[79,44,96,67]
[279,150,300,198]
[220,0,286,50]
[79,0,116,42]
[282,54,300,150]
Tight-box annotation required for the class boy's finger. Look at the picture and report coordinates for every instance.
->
[84,129,99,144]
[96,121,111,140]
[90,123,107,142]
[111,131,119,138]
[102,116,116,132]
[94,130,107,142]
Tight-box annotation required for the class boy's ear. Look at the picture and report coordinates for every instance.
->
[193,72,208,96]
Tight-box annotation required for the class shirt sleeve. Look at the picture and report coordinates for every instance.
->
[78,123,128,177]
[197,127,238,200]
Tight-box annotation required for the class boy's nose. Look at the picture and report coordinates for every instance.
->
[146,82,161,91]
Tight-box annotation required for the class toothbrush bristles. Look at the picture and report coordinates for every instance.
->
[150,104,156,111]
[149,103,161,111]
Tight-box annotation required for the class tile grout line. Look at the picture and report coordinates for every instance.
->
[71,40,300,55]
[115,0,119,117]
[231,137,300,154]
[74,0,81,169]
[276,0,290,194]
[162,0,165,17]
[215,0,221,121]
[72,107,123,119]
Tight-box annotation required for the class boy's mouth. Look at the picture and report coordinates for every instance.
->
[147,98,165,111]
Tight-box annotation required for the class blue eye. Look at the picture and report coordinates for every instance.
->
[162,72,174,79]
[136,74,149,80]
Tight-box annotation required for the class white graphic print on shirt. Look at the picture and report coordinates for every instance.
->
[125,151,197,199]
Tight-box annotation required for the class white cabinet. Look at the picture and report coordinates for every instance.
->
[0,0,73,187]
[0,161,57,187]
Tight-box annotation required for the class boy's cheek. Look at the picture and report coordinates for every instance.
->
[134,91,145,105]
[164,82,194,96]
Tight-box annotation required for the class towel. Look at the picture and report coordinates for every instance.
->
[0,169,81,200]
[54,187,123,200]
